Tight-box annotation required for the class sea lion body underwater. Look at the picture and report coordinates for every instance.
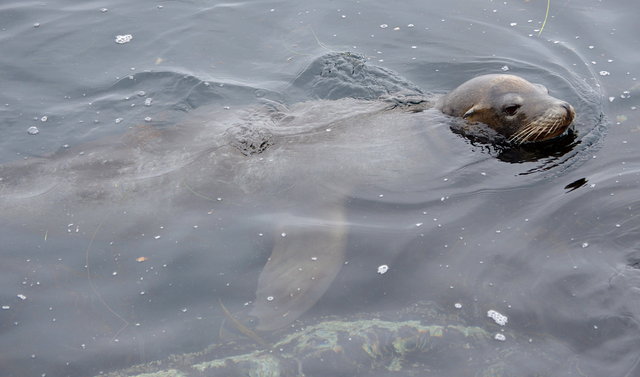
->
[0,57,576,333]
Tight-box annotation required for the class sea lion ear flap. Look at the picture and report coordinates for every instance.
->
[462,105,479,119]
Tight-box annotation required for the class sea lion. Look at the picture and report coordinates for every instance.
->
[437,74,575,144]
[0,54,577,335]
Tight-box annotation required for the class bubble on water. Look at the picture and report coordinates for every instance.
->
[100,8,108,13]
[454,302,462,309]
[377,264,389,274]
[144,117,152,122]
[380,24,388,29]
[407,23,414,27]
[487,309,508,326]
[115,34,133,44]
[40,116,48,122]
[267,296,274,301]
[27,126,39,135]
[494,333,506,341]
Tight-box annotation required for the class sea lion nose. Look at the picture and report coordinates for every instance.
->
[560,102,575,122]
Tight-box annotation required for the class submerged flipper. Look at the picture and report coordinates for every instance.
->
[250,208,347,331]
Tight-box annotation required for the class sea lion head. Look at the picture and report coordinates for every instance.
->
[438,74,575,144]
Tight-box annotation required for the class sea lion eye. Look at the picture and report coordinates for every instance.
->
[503,104,521,116]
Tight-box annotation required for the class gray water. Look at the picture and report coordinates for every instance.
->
[1,1,639,376]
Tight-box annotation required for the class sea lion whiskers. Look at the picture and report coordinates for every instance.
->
[508,110,567,144]
[509,122,539,144]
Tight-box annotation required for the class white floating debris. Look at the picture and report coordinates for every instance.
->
[115,118,123,124]
[281,232,287,237]
[115,34,133,44]
[509,22,517,26]
[100,8,108,13]
[454,302,462,309]
[267,296,274,301]
[377,264,389,274]
[379,24,388,29]
[501,65,510,71]
[17,294,27,300]
[407,23,415,28]
[144,117,152,122]
[311,257,318,261]
[494,333,506,341]
[154,235,161,240]
[599,71,610,76]
[27,126,39,135]
[144,98,153,106]
[487,310,508,326]
[1,305,9,310]
[581,242,589,248]
[40,116,48,122]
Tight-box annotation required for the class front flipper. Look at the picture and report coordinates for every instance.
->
[250,208,347,331]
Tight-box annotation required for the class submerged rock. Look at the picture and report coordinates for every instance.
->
[98,302,575,377]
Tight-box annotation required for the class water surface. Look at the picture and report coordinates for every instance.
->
[1,1,639,376]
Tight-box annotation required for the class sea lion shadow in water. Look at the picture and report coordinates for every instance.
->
[246,52,577,331]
